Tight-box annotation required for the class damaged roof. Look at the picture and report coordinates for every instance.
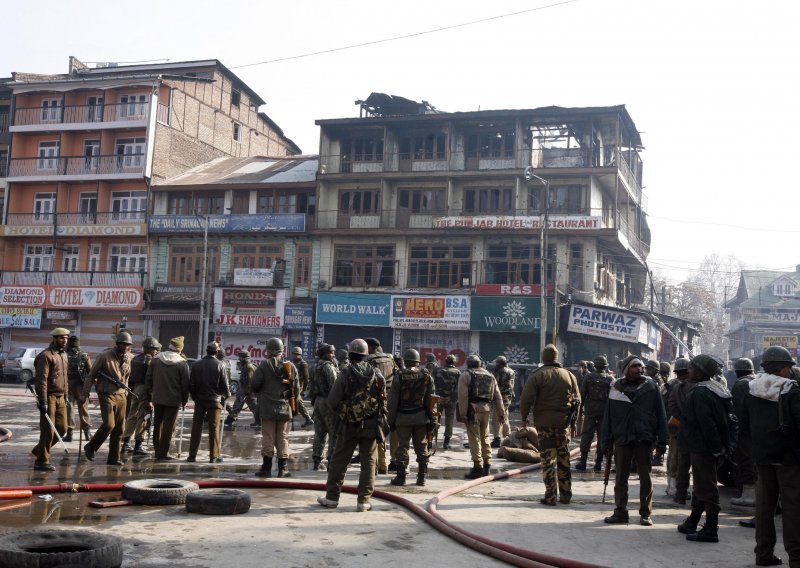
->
[155,155,318,189]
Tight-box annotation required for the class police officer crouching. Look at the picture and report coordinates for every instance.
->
[388,349,435,487]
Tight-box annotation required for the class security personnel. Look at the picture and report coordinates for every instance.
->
[122,336,161,456]
[730,357,757,508]
[576,355,613,472]
[388,349,435,487]
[291,346,314,427]
[365,337,398,474]
[309,343,339,470]
[521,344,580,506]
[669,357,695,504]
[32,328,70,471]
[187,342,230,463]
[645,359,662,385]
[317,338,387,512]
[459,354,504,479]
[81,331,135,465]
[424,353,439,377]
[252,337,299,478]
[665,357,689,497]
[225,351,259,429]
[434,355,460,450]
[144,336,190,461]
[65,335,92,443]
[336,348,350,372]
[740,346,799,567]
[490,356,516,448]
[678,354,736,543]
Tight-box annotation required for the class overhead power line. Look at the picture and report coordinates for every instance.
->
[230,0,578,70]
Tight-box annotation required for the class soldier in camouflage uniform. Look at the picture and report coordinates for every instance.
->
[336,348,350,372]
[490,355,516,448]
[434,355,460,450]
[645,359,662,386]
[576,355,612,471]
[458,354,504,479]
[317,338,387,512]
[225,351,259,429]
[520,344,580,506]
[366,338,398,474]
[388,349,435,487]
[424,353,439,377]
[122,336,161,455]
[309,343,339,470]
[291,346,314,427]
[65,335,92,443]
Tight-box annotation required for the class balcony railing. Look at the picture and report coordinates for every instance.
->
[6,211,146,226]
[7,155,145,178]
[13,102,150,127]
[0,161,7,178]
[0,271,146,287]
[0,111,8,133]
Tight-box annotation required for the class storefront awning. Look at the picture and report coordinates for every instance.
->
[140,311,201,322]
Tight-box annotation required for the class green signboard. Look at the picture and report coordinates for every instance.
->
[471,296,552,333]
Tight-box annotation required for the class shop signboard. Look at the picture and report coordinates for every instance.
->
[148,214,305,234]
[0,307,42,329]
[284,305,314,330]
[391,295,470,330]
[316,293,391,326]
[432,215,602,231]
[212,332,279,364]
[761,335,798,349]
[220,288,277,314]
[0,286,47,307]
[47,287,143,310]
[233,268,275,287]
[567,304,646,344]
[474,284,553,296]
[470,297,542,333]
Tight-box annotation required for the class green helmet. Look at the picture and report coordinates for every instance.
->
[645,359,660,371]
[495,355,508,365]
[690,354,720,378]
[291,346,303,356]
[142,336,161,350]
[403,348,420,363]
[659,362,672,376]
[238,350,251,359]
[734,357,754,372]
[426,353,436,362]
[761,346,794,366]
[467,354,482,368]
[445,354,456,365]
[265,337,284,355]
[317,343,335,356]
[674,358,690,372]
[115,331,133,345]
[348,339,369,356]
[593,355,608,369]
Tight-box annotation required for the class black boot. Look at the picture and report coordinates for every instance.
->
[277,457,291,478]
[351,453,361,464]
[443,436,451,450]
[416,463,427,487]
[677,508,703,534]
[121,437,133,452]
[465,462,483,480]
[302,417,314,427]
[313,458,322,471]
[674,491,688,505]
[687,523,718,542]
[482,463,491,477]
[490,437,501,448]
[575,452,588,471]
[391,466,407,486]
[593,455,603,472]
[133,440,149,456]
[83,427,91,441]
[64,429,73,443]
[387,461,398,472]
[255,456,273,478]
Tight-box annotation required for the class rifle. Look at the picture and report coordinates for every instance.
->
[97,371,138,399]
[426,394,440,456]
[26,382,69,455]
[602,442,613,503]
[282,360,297,413]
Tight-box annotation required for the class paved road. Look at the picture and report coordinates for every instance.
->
[0,384,784,567]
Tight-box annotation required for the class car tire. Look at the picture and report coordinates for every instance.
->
[185,488,251,515]
[229,380,240,396]
[0,427,12,443]
[0,528,123,568]
[121,479,199,506]
[18,370,32,384]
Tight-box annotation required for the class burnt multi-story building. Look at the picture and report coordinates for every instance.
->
[0,57,298,357]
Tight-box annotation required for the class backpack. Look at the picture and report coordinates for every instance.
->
[337,365,381,423]
[67,350,87,378]
[398,368,429,412]
[468,368,495,402]
[585,374,611,402]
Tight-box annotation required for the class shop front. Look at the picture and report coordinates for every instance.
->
[316,292,392,352]
[210,288,287,364]
[391,295,474,366]
[470,296,547,365]
[284,304,315,360]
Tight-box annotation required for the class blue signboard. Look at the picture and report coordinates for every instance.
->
[316,293,391,326]
[148,214,305,234]
[284,304,314,330]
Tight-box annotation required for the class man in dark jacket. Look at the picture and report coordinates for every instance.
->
[520,344,579,506]
[32,328,71,471]
[601,357,667,526]
[740,347,800,568]
[434,355,460,450]
[65,335,92,443]
[677,354,736,543]
[669,357,695,504]
[145,336,190,461]
[730,357,758,508]
[291,346,314,428]
[576,355,613,472]
[122,336,160,456]
[187,342,230,463]
[366,338,397,474]
[309,343,339,470]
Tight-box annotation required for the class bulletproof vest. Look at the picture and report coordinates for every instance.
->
[585,373,612,402]
[312,360,336,398]
[398,367,429,413]
[369,353,396,386]
[435,366,460,398]
[67,349,86,380]
[494,367,515,397]
[468,368,495,402]
[337,364,381,423]
[129,353,151,389]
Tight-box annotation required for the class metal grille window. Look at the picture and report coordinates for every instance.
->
[33,193,56,223]
[398,189,446,214]
[111,191,146,220]
[464,188,513,214]
[41,99,62,122]
[339,190,381,215]
[115,138,145,168]
[334,245,395,287]
[231,244,283,270]
[408,245,472,288]
[168,245,219,284]
[37,142,59,171]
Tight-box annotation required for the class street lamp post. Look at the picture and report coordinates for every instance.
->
[524,167,550,360]
[197,214,208,359]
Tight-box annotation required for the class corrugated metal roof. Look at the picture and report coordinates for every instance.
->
[155,156,318,188]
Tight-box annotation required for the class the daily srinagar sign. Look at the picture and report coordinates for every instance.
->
[148,214,305,233]
[315,293,391,326]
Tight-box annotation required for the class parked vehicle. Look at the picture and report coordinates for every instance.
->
[0,352,9,382]
[4,347,45,383]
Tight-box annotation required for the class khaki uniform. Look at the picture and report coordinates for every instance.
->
[491,366,516,439]
[457,367,504,467]
[368,350,398,472]
[251,357,299,460]
[32,344,69,466]
[387,366,434,468]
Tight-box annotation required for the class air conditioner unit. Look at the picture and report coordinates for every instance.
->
[319,279,328,289]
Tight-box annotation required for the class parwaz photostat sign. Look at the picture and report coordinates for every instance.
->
[567,304,647,344]
[391,295,470,330]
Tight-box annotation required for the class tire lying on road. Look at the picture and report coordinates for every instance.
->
[0,529,123,568]
[186,488,251,515]
[122,479,199,506]
[0,426,12,443]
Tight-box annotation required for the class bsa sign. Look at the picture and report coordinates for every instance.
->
[470,297,543,333]
[567,304,647,344]
[391,296,470,330]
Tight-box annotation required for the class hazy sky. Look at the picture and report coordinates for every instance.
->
[4,0,798,283]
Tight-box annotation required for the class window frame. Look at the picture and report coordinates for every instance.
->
[408,244,473,288]
[333,244,396,287]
